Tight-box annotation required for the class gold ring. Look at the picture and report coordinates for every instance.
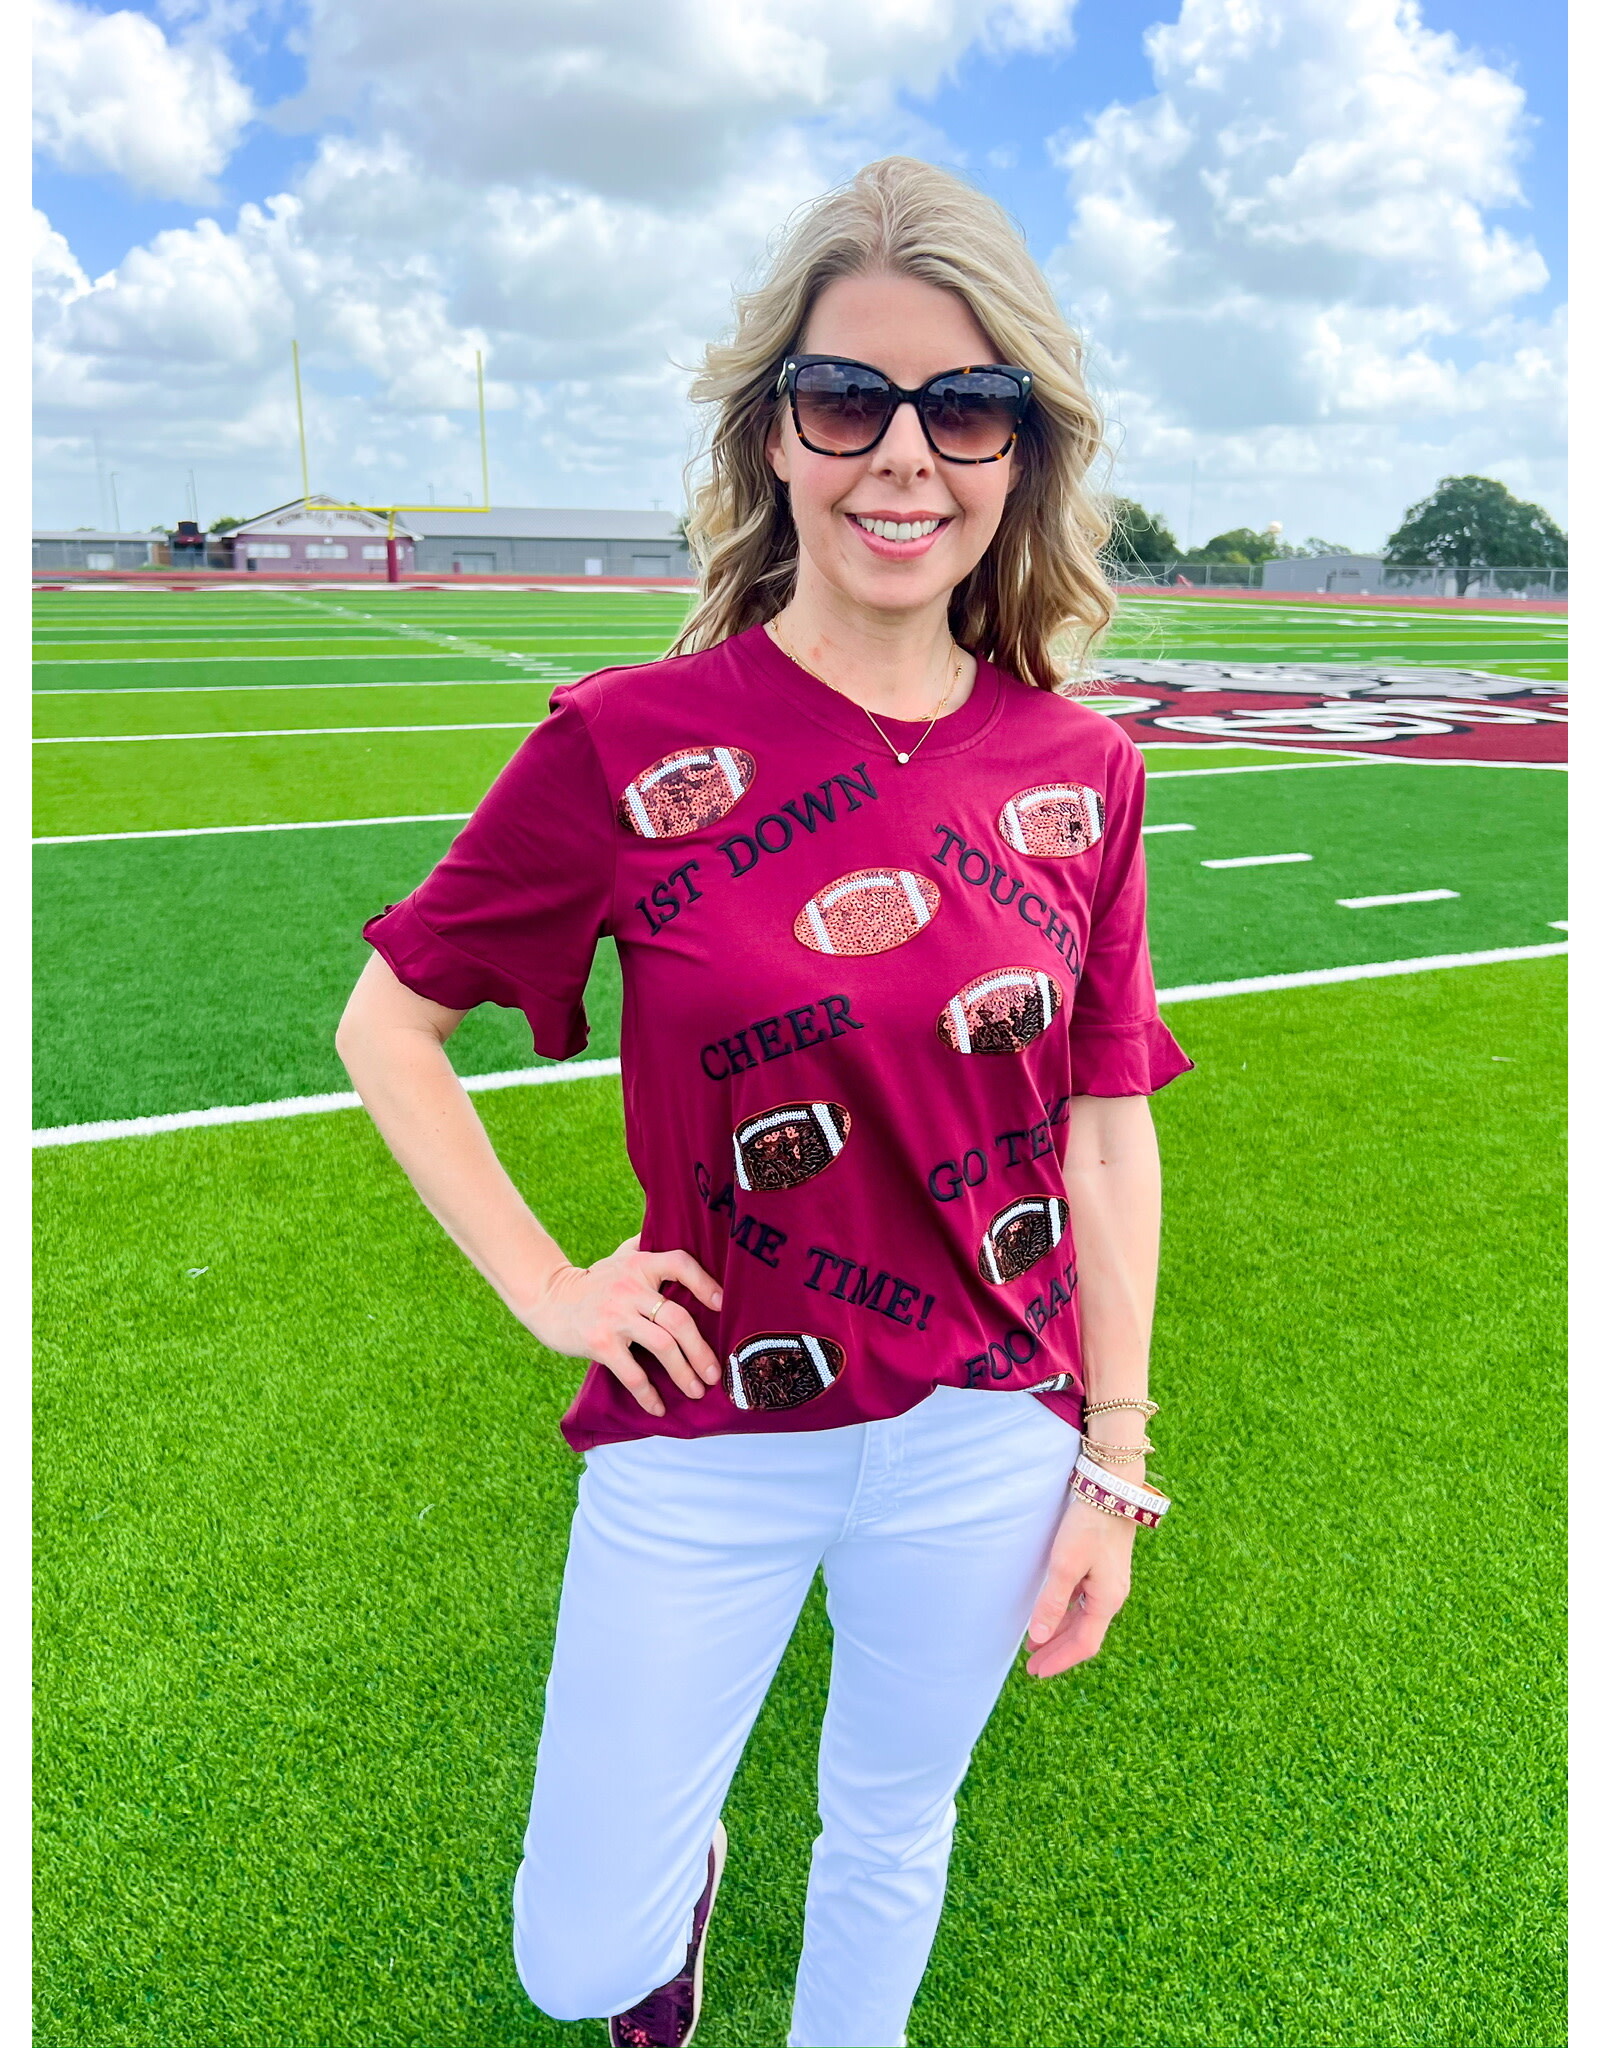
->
[643,1298,666,1323]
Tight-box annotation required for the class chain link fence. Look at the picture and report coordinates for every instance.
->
[1108,560,1567,598]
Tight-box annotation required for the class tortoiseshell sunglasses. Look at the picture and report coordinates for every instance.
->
[776,355,1033,463]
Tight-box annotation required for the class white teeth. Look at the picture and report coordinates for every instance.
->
[855,516,941,541]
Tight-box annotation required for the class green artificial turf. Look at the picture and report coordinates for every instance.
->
[32,587,1570,2042]
[35,725,544,838]
[31,828,621,1128]
[33,654,550,693]
[35,636,485,662]
[33,958,1566,2048]
[34,590,1567,690]
[34,681,560,741]
[1104,598,1566,683]
[1142,746,1362,770]
[1139,759,1567,975]
[32,757,1566,1130]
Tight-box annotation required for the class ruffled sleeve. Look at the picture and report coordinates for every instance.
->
[1067,729,1195,1097]
[362,685,614,1061]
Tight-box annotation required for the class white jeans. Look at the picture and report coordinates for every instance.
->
[512,1384,1081,2048]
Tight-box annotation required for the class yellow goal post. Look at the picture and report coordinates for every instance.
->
[290,341,492,542]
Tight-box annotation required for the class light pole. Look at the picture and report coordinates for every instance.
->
[109,473,122,531]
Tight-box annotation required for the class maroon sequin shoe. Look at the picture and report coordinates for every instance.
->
[608,1820,728,2048]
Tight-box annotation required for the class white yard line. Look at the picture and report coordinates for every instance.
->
[32,943,1567,1148]
[32,613,686,626]
[1144,753,1566,775]
[33,812,470,846]
[283,590,657,676]
[35,677,560,697]
[34,649,621,666]
[33,1059,626,1148]
[1157,942,1565,1004]
[32,632,704,641]
[33,743,1563,844]
[1114,597,1563,626]
[1338,889,1460,908]
[1142,823,1195,833]
[36,722,536,745]
[1202,853,1314,868]
[34,652,555,667]
[1145,756,1377,777]
[34,630,674,642]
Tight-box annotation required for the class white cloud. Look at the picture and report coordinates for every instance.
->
[33,208,90,311]
[1046,0,1563,541]
[29,134,816,515]
[33,0,1084,521]
[285,0,1077,200]
[29,0,1561,542]
[32,0,254,202]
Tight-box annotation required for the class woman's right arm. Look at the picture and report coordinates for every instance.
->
[334,951,723,1417]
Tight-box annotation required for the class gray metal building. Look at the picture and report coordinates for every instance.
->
[409,508,691,578]
[33,530,162,571]
[1260,553,1566,599]
[1260,554,1389,595]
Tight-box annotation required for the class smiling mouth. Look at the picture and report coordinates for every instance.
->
[847,514,950,543]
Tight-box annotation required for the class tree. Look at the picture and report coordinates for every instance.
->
[1183,526,1282,565]
[1274,535,1354,559]
[208,515,248,534]
[1106,497,1179,568]
[1385,476,1566,594]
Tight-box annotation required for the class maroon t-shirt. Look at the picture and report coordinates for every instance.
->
[363,622,1194,1453]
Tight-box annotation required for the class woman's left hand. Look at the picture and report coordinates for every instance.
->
[1023,1495,1138,1678]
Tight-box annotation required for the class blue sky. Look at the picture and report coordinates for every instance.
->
[34,0,1567,546]
[923,0,1566,308]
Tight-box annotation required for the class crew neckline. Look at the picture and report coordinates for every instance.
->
[739,620,1008,761]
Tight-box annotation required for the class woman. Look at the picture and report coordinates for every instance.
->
[337,156,1193,2048]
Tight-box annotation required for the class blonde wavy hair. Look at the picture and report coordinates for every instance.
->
[670,156,1114,692]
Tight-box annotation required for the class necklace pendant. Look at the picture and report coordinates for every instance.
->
[896,751,910,765]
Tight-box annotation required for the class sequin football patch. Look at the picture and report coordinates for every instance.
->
[937,968,1063,1055]
[724,1332,846,1411]
[997,783,1105,859]
[793,869,941,955]
[978,1195,1069,1285]
[733,1101,851,1193]
[616,746,756,838]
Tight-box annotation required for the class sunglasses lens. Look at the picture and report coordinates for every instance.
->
[793,362,894,453]
[922,373,1024,459]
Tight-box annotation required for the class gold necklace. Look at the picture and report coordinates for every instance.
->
[771,623,964,765]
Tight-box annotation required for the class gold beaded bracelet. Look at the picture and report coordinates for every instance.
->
[1082,1398,1160,1421]
[1082,1435,1155,1463]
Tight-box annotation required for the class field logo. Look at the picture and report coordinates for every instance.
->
[1089,663,1567,765]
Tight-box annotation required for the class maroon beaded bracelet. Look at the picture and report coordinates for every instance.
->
[1068,1465,1169,1530]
